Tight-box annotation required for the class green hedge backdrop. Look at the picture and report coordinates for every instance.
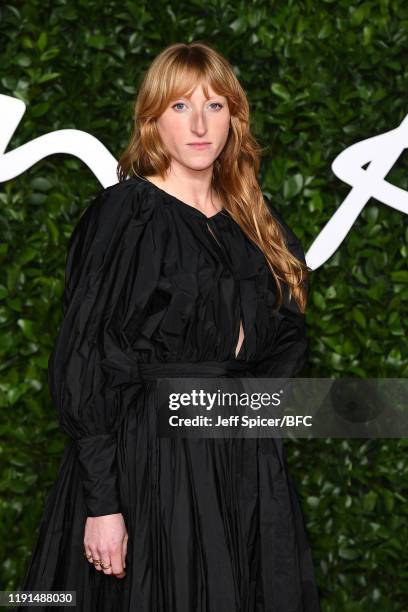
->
[1,1,408,610]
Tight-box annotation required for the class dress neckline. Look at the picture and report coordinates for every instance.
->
[135,176,227,221]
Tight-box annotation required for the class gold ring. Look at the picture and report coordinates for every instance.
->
[100,561,112,570]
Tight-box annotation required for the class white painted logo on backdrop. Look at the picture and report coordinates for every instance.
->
[0,94,406,270]
[306,113,408,269]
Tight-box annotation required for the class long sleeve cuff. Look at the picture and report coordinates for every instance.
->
[75,433,121,517]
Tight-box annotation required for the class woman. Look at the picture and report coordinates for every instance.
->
[20,42,320,611]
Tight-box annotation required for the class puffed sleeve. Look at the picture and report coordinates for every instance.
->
[47,181,163,517]
[254,198,310,378]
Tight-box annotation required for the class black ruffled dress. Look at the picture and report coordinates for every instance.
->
[20,176,320,611]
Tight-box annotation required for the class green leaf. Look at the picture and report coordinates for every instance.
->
[352,307,366,328]
[363,491,378,512]
[271,83,291,102]
[283,174,303,199]
[37,32,47,52]
[391,271,408,283]
[37,72,61,84]
[338,546,360,560]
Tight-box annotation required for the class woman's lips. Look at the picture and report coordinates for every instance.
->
[187,143,211,150]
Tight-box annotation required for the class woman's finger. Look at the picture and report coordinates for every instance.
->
[110,550,125,578]
[99,556,113,575]
[122,532,128,569]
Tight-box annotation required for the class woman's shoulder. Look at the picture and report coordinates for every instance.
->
[85,177,161,225]
[68,177,166,256]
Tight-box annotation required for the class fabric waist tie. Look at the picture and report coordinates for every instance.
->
[100,352,252,388]
[138,359,251,381]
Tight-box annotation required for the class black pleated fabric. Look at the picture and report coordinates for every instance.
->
[19,177,320,611]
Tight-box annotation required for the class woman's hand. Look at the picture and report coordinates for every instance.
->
[84,513,128,579]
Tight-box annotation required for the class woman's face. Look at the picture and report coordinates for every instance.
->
[155,82,231,173]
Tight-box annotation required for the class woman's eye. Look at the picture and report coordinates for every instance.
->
[171,102,224,111]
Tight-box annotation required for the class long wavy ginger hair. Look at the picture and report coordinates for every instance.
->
[117,42,308,313]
